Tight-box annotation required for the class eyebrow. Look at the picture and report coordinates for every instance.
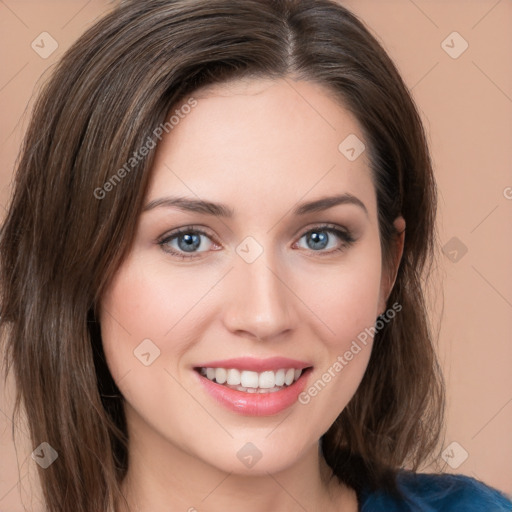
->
[143,193,368,217]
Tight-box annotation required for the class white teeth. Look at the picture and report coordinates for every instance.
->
[200,366,305,392]
[226,368,241,386]
[284,368,295,386]
[215,367,227,384]
[240,370,259,388]
[275,369,285,386]
[258,371,275,389]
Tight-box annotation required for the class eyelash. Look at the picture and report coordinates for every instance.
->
[157,224,355,260]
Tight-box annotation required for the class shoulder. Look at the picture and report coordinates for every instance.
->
[358,470,512,511]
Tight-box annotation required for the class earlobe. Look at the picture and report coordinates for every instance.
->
[378,216,406,315]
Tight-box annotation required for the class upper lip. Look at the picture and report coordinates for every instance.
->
[194,357,312,372]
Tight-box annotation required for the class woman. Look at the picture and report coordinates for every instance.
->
[1,0,510,511]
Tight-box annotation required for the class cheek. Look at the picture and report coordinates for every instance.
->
[98,258,215,441]
[292,241,383,427]
[296,241,383,349]
[316,268,381,335]
[99,257,215,374]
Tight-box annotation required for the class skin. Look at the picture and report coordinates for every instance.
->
[99,77,405,512]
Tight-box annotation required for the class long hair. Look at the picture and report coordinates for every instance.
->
[0,1,444,510]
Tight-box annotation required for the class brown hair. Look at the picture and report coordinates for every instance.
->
[0,0,444,510]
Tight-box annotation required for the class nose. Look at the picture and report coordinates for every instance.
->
[222,249,298,342]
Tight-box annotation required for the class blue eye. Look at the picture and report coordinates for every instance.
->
[296,225,354,254]
[158,228,216,259]
[158,224,355,260]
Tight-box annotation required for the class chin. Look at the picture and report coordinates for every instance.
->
[185,432,316,476]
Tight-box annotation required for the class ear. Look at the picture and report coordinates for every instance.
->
[378,216,405,316]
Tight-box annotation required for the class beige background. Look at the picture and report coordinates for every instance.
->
[1,0,511,510]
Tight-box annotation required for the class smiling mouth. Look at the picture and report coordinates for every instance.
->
[195,367,311,394]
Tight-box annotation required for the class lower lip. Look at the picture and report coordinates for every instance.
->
[195,369,312,416]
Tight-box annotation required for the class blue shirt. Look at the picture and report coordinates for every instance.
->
[358,471,512,511]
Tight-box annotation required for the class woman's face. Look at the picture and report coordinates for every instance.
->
[100,78,397,475]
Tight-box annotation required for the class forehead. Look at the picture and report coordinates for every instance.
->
[146,78,376,218]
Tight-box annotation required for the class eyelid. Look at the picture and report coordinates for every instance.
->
[296,222,353,240]
[157,224,220,243]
